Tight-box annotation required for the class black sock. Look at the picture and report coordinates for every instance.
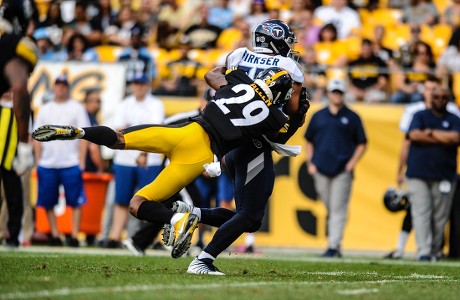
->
[82,126,118,147]
[136,200,175,224]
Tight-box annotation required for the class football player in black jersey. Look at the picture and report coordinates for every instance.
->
[0,0,39,173]
[32,67,294,259]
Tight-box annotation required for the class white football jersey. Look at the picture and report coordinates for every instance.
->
[226,47,304,83]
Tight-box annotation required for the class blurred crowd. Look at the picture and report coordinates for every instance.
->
[27,0,460,102]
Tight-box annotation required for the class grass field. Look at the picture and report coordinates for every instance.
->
[1,248,460,300]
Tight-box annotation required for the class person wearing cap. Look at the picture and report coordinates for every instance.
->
[99,72,165,249]
[304,78,367,258]
[32,74,91,247]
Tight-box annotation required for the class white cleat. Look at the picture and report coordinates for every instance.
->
[187,257,225,275]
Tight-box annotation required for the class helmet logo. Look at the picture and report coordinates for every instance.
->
[262,23,285,40]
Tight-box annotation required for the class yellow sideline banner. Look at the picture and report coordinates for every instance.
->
[164,100,415,252]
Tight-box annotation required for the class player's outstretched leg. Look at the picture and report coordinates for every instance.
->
[32,125,83,141]
[187,257,225,275]
[171,212,199,258]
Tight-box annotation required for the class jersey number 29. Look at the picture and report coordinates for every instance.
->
[215,84,269,126]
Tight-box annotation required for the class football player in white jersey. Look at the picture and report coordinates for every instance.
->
[177,19,310,275]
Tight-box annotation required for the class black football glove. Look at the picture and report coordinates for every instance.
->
[298,87,311,115]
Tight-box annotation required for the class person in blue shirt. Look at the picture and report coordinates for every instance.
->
[406,86,460,261]
[304,79,367,258]
[117,24,156,86]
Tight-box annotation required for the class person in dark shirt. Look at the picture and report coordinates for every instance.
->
[304,79,367,258]
[32,67,293,260]
[183,5,222,49]
[0,0,38,174]
[347,38,389,103]
[406,86,460,261]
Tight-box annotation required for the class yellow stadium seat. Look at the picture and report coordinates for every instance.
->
[326,67,347,81]
[382,24,410,50]
[94,45,123,63]
[314,41,347,67]
[340,37,362,61]
[369,8,403,27]
[433,0,453,15]
[430,24,453,58]
[35,0,51,20]
[453,72,460,106]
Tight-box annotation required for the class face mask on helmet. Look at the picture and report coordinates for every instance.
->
[0,0,38,35]
[255,67,293,108]
[383,187,410,213]
[252,19,299,59]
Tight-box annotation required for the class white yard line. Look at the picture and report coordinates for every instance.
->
[1,279,458,300]
[336,288,379,295]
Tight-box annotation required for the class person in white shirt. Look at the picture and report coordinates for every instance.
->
[102,73,165,248]
[33,75,91,247]
[313,0,361,39]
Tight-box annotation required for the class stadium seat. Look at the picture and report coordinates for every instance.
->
[433,0,453,15]
[35,0,51,20]
[369,8,403,28]
[340,37,362,61]
[94,45,123,63]
[453,72,460,106]
[429,24,453,58]
[382,24,410,50]
[314,41,348,67]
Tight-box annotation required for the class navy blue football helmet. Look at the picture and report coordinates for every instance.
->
[252,19,298,58]
[383,187,410,212]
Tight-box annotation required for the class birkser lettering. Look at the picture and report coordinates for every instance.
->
[250,83,272,106]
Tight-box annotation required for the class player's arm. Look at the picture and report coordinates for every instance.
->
[396,138,410,185]
[204,66,228,90]
[285,82,302,116]
[4,57,31,143]
[272,87,310,144]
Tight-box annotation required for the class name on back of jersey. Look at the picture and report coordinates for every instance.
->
[241,51,280,66]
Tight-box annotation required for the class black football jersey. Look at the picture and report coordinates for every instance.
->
[194,69,288,157]
[0,33,38,95]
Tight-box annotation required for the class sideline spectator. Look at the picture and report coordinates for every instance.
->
[385,76,460,259]
[304,79,367,257]
[33,75,90,247]
[102,73,164,248]
[406,86,460,261]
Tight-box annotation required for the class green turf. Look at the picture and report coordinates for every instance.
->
[1,251,459,299]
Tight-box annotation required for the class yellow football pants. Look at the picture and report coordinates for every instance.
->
[122,122,214,202]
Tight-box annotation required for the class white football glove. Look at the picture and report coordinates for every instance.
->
[12,142,34,176]
[203,161,221,177]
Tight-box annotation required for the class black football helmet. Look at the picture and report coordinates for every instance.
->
[0,0,38,35]
[255,67,293,107]
[252,19,298,58]
[383,187,410,213]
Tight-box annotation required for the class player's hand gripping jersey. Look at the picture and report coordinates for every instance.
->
[193,69,289,157]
